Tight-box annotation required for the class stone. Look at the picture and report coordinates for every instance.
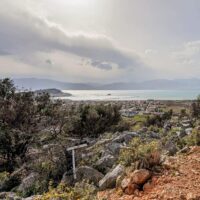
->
[148,132,160,139]
[143,181,153,192]
[124,183,138,195]
[99,164,124,190]
[185,128,193,135]
[177,129,187,138]
[130,169,151,185]
[24,195,42,200]
[186,193,200,200]
[17,172,39,195]
[112,132,138,144]
[95,155,116,174]
[121,177,132,191]
[107,143,122,155]
[0,192,22,200]
[116,174,125,188]
[76,166,104,186]
[164,140,178,156]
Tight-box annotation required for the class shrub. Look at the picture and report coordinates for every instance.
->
[184,130,200,146]
[36,180,97,200]
[118,138,161,170]
[69,104,121,138]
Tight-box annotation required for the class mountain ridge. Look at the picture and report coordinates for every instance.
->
[13,78,200,90]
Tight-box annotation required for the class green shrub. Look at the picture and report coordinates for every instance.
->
[36,180,97,200]
[118,138,161,170]
[184,130,200,146]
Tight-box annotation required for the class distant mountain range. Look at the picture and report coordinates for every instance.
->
[14,78,200,90]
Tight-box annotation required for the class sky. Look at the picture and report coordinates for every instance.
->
[0,0,200,83]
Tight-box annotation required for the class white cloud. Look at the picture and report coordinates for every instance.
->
[0,1,143,71]
[172,40,200,65]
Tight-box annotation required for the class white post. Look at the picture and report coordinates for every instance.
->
[67,143,87,180]
[72,149,76,179]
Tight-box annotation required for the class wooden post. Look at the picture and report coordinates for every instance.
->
[67,143,87,180]
[72,149,76,179]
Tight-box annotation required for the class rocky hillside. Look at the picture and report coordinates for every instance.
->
[98,146,200,200]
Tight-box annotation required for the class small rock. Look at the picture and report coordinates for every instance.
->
[187,193,200,200]
[143,181,153,192]
[124,183,138,195]
[130,169,151,185]
[121,177,132,191]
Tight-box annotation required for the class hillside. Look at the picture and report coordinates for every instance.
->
[99,146,200,200]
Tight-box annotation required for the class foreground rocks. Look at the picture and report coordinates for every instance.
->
[0,192,41,200]
[76,166,104,186]
[121,169,152,195]
[99,164,125,190]
[98,146,200,200]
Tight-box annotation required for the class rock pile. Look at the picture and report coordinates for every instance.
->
[120,169,152,195]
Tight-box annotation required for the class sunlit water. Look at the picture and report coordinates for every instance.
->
[59,90,200,101]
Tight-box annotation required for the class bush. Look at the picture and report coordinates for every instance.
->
[184,130,200,146]
[69,104,121,138]
[36,180,97,200]
[118,138,161,170]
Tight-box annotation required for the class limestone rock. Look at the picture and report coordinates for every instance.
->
[99,164,124,190]
[76,166,104,186]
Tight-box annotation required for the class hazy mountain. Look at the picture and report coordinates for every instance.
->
[14,78,200,90]
[14,78,95,90]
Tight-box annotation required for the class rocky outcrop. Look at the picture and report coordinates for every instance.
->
[17,173,39,195]
[99,164,124,190]
[95,154,116,174]
[76,166,104,186]
[112,131,138,144]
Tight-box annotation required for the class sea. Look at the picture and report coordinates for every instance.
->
[60,90,200,101]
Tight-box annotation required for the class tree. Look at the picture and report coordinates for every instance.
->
[191,95,200,118]
[0,78,54,171]
[69,104,121,138]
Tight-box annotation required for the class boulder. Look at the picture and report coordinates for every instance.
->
[76,166,104,186]
[147,132,160,139]
[185,128,193,135]
[107,143,122,155]
[177,130,187,138]
[112,132,138,144]
[24,195,42,200]
[130,169,151,185]
[17,173,39,195]
[99,164,124,190]
[138,127,148,134]
[164,140,178,156]
[0,167,25,192]
[0,192,22,200]
[95,155,116,173]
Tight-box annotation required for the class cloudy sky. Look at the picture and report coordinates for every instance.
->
[1,0,200,83]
